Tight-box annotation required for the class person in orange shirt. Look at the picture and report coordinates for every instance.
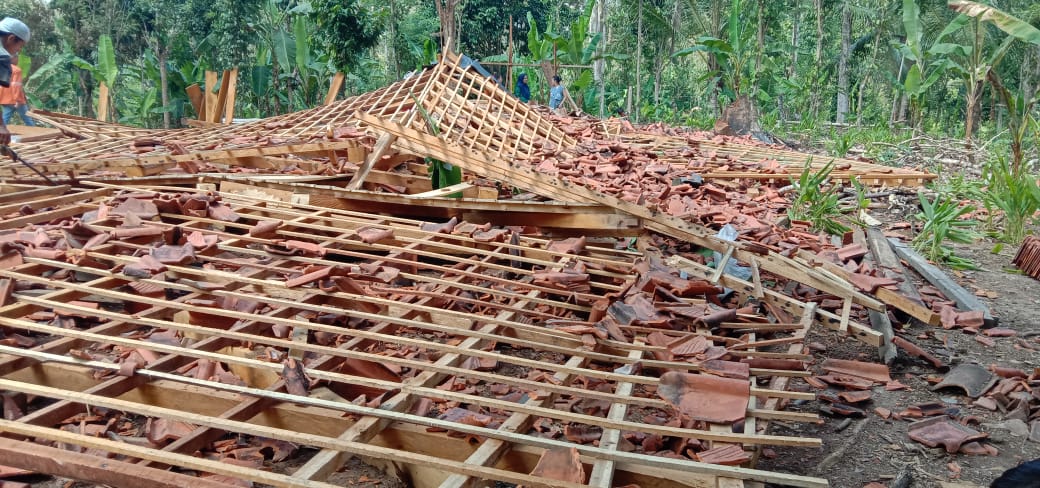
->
[0,60,33,127]
[0,17,31,144]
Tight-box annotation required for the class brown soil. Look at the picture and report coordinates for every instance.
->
[758,236,1040,488]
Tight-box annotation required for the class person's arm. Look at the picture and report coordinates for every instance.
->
[0,53,10,88]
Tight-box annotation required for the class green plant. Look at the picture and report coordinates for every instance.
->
[932,172,985,202]
[849,176,870,212]
[911,193,979,269]
[982,156,1040,244]
[787,161,851,236]
[411,92,463,197]
[894,0,966,129]
[72,34,118,119]
[831,129,855,158]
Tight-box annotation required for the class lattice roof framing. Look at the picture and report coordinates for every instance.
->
[3,51,933,187]
[29,110,162,140]
[2,52,572,178]
[0,184,829,488]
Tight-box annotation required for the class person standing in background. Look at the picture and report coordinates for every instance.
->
[0,17,31,145]
[1,59,35,127]
[514,73,530,103]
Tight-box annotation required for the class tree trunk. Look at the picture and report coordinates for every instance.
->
[1022,45,1039,103]
[158,46,170,128]
[855,78,866,126]
[782,2,801,120]
[709,0,722,116]
[653,66,662,105]
[272,58,281,116]
[389,0,400,79]
[809,0,823,119]
[754,0,765,76]
[592,0,606,116]
[836,1,851,124]
[964,81,982,145]
[435,0,460,54]
[635,0,643,122]
[890,53,905,126]
[653,0,681,107]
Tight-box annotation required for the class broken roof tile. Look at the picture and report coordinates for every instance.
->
[657,371,750,424]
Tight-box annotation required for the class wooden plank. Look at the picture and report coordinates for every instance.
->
[97,83,110,122]
[8,124,63,142]
[0,185,69,205]
[223,68,239,124]
[211,70,231,123]
[888,238,996,326]
[345,133,396,191]
[4,141,362,177]
[325,72,345,105]
[204,71,219,122]
[587,344,644,488]
[406,182,473,198]
[360,113,882,345]
[0,187,108,216]
[711,245,735,283]
[0,435,237,488]
[875,287,939,326]
[439,355,587,488]
[864,226,938,326]
[185,83,204,117]
[0,361,776,488]
[0,204,92,230]
[0,375,824,487]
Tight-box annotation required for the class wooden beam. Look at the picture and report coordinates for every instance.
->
[211,70,232,123]
[223,68,239,125]
[325,72,345,105]
[0,435,236,488]
[359,113,882,345]
[346,133,397,191]
[405,182,473,199]
[864,227,938,326]
[97,83,110,122]
[587,344,645,487]
[203,70,219,122]
[0,361,747,488]
[185,83,203,117]
[888,238,996,326]
[0,185,70,206]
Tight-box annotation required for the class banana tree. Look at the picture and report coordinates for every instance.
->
[939,18,1014,145]
[671,0,752,101]
[894,0,964,129]
[24,50,79,112]
[72,35,118,121]
[526,0,625,110]
[947,0,1040,152]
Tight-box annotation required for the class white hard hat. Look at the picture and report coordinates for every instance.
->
[0,18,30,43]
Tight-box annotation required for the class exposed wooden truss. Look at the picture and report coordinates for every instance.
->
[5,52,930,189]
[357,112,883,346]
[0,185,829,488]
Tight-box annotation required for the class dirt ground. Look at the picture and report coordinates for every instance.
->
[759,234,1040,488]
